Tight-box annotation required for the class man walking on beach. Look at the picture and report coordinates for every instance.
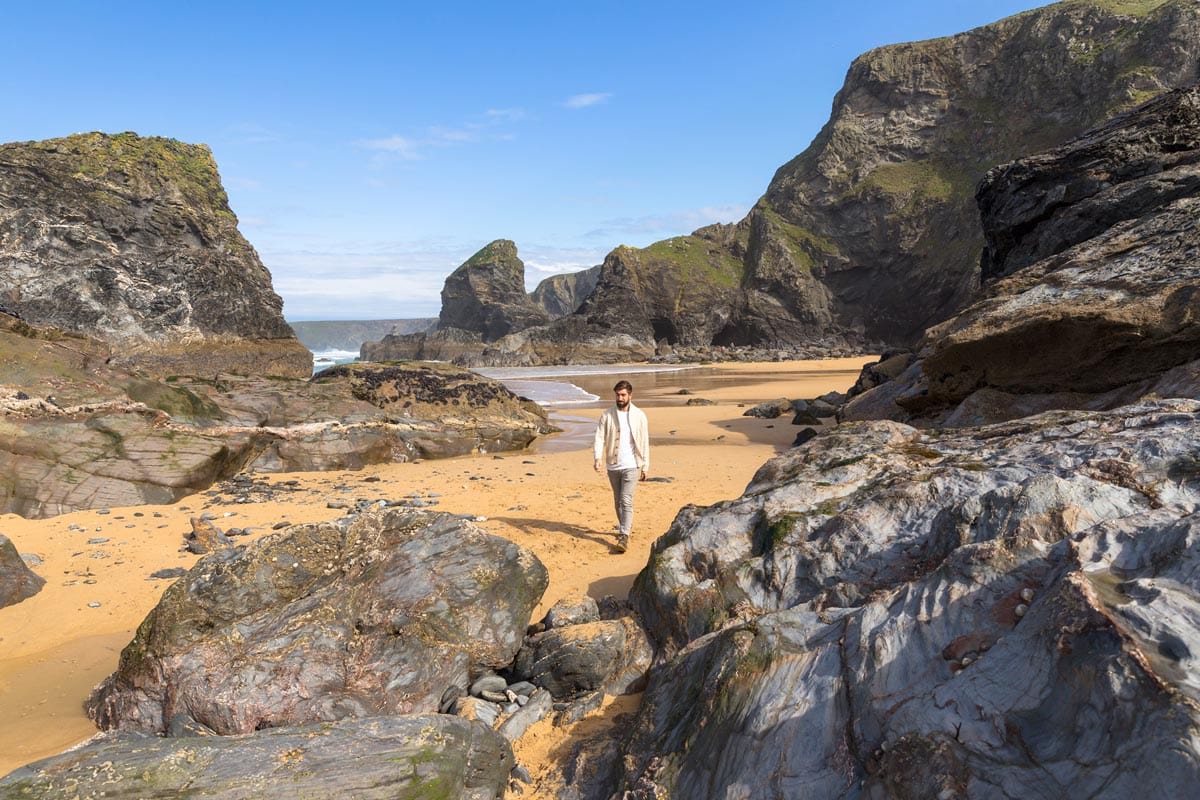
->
[594,380,649,553]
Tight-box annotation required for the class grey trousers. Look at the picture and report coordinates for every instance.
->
[607,467,639,537]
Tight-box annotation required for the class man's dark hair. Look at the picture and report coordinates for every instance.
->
[613,380,633,393]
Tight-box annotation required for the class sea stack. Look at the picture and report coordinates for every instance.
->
[0,131,311,378]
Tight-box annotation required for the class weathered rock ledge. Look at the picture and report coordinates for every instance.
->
[0,715,513,800]
[0,317,556,518]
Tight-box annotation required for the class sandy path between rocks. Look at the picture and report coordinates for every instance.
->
[0,357,873,786]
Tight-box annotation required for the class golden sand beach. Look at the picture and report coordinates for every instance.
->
[0,357,874,787]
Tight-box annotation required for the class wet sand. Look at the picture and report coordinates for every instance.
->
[0,356,874,784]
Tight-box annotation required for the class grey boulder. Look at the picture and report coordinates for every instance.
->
[86,508,548,735]
[0,533,44,608]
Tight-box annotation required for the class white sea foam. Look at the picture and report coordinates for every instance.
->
[476,364,690,407]
[499,379,599,406]
[310,349,360,374]
[475,364,689,380]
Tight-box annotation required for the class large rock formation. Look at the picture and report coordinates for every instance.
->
[0,715,513,800]
[363,240,553,362]
[0,132,311,378]
[0,533,44,608]
[0,314,554,517]
[598,399,1200,798]
[531,264,602,318]
[87,508,548,734]
[844,82,1200,426]
[728,0,1200,348]
[439,240,551,338]
[365,2,1200,366]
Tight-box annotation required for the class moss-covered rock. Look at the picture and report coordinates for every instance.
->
[0,131,311,378]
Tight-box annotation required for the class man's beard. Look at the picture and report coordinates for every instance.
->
[616,398,629,409]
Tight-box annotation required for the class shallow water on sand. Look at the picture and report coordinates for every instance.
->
[481,360,869,410]
[512,358,874,455]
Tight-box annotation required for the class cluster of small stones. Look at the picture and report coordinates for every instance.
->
[318,363,522,409]
[432,594,638,792]
[734,390,848,446]
[440,673,549,734]
[201,474,443,512]
[651,341,877,364]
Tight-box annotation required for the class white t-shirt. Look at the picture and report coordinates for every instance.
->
[612,408,638,470]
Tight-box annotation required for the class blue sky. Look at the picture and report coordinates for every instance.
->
[3,1,1044,320]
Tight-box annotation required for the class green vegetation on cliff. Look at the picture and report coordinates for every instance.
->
[460,239,518,270]
[37,132,237,225]
[636,236,745,289]
[757,205,839,270]
[856,160,969,208]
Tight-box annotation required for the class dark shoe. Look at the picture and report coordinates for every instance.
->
[615,533,629,553]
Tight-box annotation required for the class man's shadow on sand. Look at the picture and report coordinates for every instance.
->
[492,516,644,599]
[492,516,614,549]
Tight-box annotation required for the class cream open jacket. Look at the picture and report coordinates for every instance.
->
[593,403,649,473]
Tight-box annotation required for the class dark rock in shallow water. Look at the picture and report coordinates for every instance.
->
[610,399,1200,797]
[0,533,44,608]
[742,398,793,419]
[0,715,512,800]
[86,508,548,735]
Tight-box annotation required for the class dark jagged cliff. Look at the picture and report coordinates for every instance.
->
[844,82,1200,426]
[0,132,311,378]
[439,239,550,339]
[669,0,1200,349]
[739,0,1196,347]
[531,264,601,318]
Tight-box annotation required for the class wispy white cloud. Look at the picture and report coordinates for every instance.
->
[429,126,474,143]
[357,134,422,160]
[223,122,280,145]
[585,204,750,239]
[356,107,525,165]
[264,237,480,319]
[519,243,610,289]
[564,92,612,109]
[485,108,525,122]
